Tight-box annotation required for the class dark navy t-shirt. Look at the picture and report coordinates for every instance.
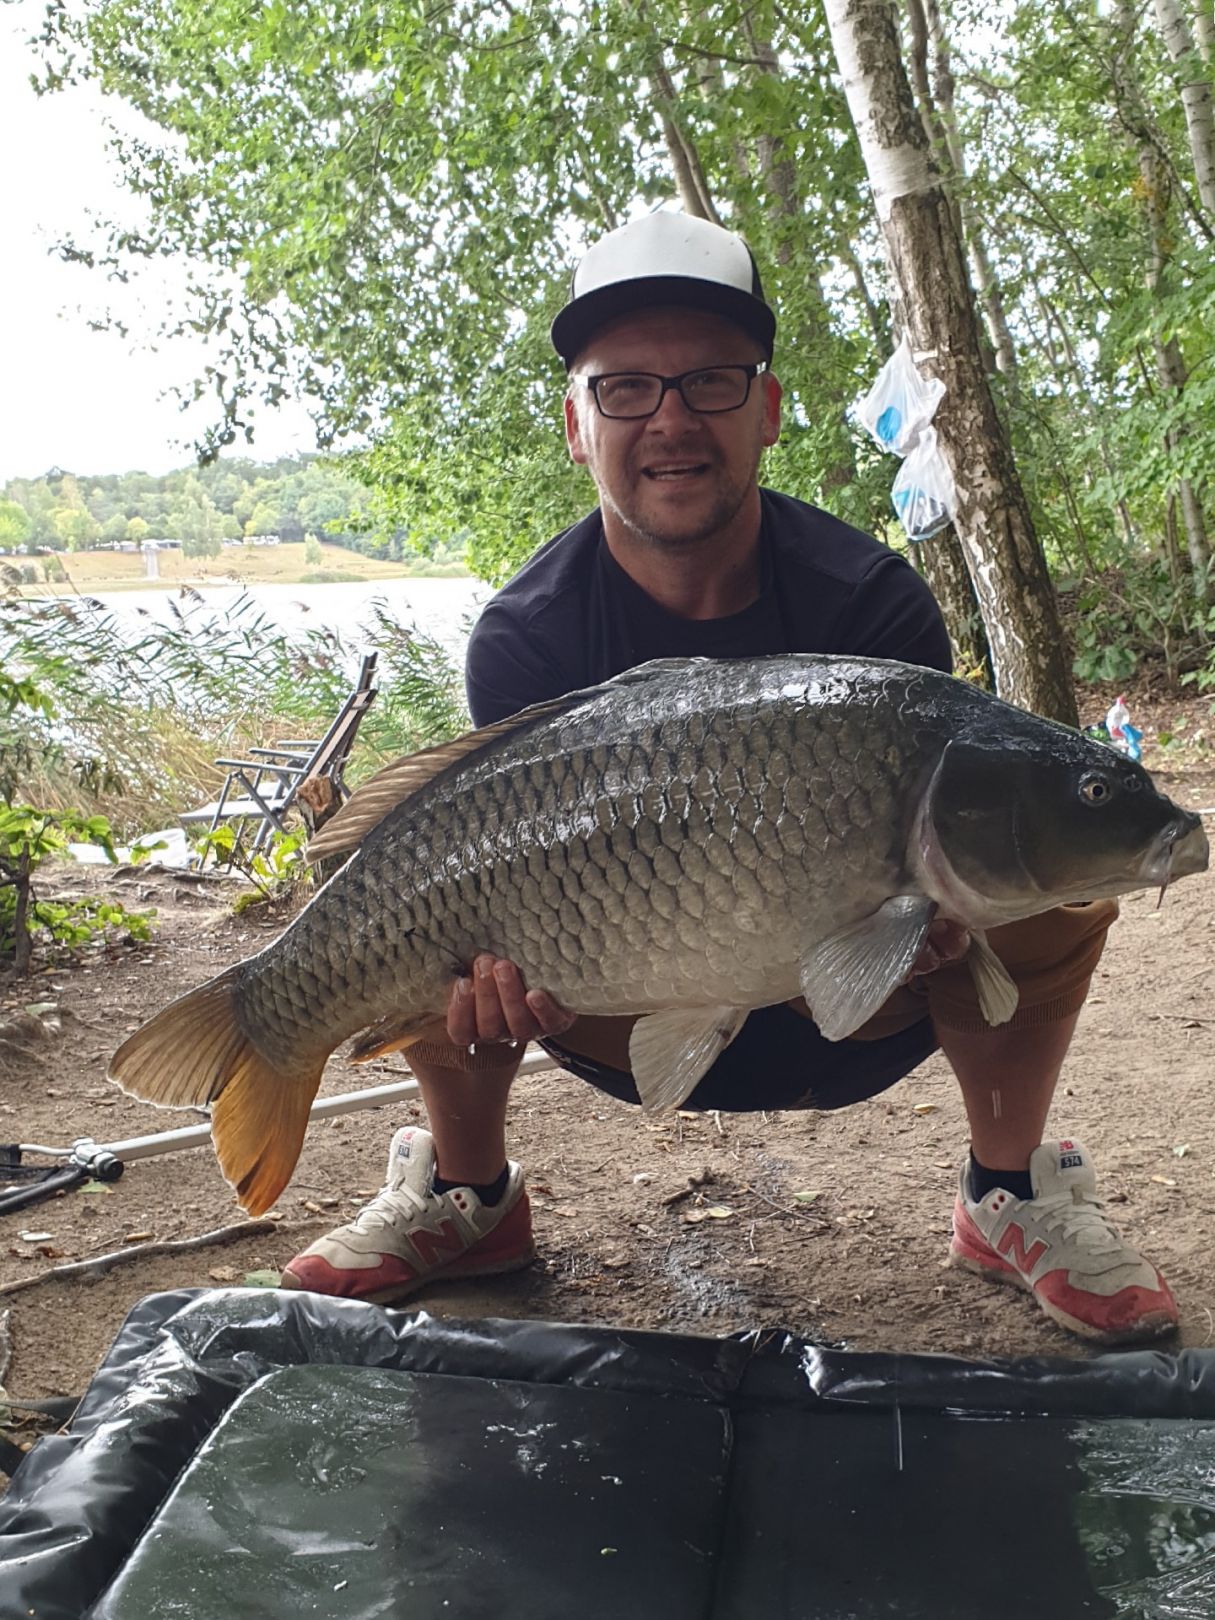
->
[465,488,951,726]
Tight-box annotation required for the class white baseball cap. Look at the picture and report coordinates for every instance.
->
[550,211,776,368]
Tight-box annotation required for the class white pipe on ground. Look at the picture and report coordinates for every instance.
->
[22,1045,559,1165]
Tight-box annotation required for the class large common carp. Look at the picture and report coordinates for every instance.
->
[111,655,1208,1215]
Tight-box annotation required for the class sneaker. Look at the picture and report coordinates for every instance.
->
[281,1126,534,1305]
[948,1139,1179,1345]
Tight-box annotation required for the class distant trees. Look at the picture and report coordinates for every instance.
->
[0,501,31,553]
[0,454,392,557]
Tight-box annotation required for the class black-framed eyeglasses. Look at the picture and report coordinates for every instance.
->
[575,362,769,420]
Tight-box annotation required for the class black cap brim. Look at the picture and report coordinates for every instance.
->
[551,275,776,369]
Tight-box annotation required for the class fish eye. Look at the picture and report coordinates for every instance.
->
[1080,772,1113,805]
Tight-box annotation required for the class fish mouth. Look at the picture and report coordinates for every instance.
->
[1144,813,1209,887]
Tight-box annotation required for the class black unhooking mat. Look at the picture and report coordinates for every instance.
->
[4,1290,1215,1619]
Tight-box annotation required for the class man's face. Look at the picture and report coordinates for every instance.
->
[564,307,782,553]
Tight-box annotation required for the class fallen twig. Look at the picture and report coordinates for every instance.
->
[661,1169,714,1208]
[741,1184,823,1222]
[0,1219,283,1296]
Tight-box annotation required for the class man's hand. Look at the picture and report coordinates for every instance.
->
[446,954,577,1047]
[909,917,971,979]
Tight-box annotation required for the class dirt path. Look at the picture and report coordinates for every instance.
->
[2,741,1213,1453]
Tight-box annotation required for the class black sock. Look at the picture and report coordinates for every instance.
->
[968,1153,1034,1204]
[432,1165,511,1207]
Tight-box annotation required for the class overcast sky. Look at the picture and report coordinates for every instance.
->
[0,3,317,482]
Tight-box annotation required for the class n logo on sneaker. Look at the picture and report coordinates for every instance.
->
[997,1221,1048,1275]
[410,1219,467,1268]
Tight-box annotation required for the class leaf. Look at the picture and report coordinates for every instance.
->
[792,1190,821,1205]
[208,1265,237,1282]
[77,1179,112,1195]
[243,1269,281,1287]
[704,1205,735,1219]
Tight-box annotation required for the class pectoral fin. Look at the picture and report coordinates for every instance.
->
[800,896,937,1042]
[629,1007,749,1114]
[967,930,1019,1026]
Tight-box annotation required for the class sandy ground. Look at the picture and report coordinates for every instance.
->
[1,697,1213,1479]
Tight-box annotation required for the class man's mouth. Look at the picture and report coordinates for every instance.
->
[641,462,710,481]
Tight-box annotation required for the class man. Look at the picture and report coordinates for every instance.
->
[284,212,1177,1346]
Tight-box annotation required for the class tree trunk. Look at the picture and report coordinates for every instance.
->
[911,529,994,685]
[740,20,858,495]
[1117,2,1212,580]
[920,0,1019,381]
[11,852,32,978]
[823,0,1077,723]
[1152,0,1215,219]
[649,53,721,223]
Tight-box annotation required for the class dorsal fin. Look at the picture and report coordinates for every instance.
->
[305,656,708,866]
[305,693,580,864]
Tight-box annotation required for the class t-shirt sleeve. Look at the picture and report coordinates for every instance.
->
[836,553,953,674]
[465,600,575,728]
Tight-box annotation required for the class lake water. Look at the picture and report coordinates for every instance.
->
[79,577,491,663]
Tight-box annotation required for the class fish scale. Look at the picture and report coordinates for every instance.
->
[237,662,934,1039]
[110,654,1208,1215]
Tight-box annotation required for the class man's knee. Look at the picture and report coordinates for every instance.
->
[929,900,1119,1034]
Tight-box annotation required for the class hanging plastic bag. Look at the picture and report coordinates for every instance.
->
[855,334,946,456]
[891,427,957,542]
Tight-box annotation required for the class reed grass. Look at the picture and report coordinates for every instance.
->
[1,587,468,837]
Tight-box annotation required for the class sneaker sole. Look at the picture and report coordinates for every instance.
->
[280,1239,537,1308]
[947,1247,1178,1346]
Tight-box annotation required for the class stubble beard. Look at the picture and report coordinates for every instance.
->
[597,442,764,553]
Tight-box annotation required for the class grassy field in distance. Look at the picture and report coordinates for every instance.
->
[23,541,467,593]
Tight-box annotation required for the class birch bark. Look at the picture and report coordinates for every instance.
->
[1152,0,1215,219]
[822,0,1076,722]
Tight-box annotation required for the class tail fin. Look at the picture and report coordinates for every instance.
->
[109,965,327,1216]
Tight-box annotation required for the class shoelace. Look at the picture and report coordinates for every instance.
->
[1027,1189,1127,1256]
[347,1176,433,1236]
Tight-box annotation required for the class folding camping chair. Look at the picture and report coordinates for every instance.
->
[181,653,378,870]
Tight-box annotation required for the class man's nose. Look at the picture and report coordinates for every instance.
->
[645,381,700,430]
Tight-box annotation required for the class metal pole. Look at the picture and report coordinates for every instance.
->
[20,1045,557,1167]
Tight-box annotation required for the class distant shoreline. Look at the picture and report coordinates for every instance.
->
[15,539,473,595]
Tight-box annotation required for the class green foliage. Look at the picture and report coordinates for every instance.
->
[200,823,310,902]
[1069,561,1215,686]
[16,0,1215,661]
[0,501,31,552]
[0,798,152,974]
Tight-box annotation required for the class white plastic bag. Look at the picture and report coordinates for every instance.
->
[891,427,957,542]
[855,335,945,456]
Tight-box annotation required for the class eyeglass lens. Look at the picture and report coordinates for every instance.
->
[594,367,755,418]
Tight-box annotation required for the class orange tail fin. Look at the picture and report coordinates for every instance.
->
[108,964,327,1216]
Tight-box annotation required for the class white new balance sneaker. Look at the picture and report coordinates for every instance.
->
[949,1139,1179,1345]
[281,1126,534,1305]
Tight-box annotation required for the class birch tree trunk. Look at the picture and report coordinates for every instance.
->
[1115,1,1211,581]
[740,21,859,496]
[1152,0,1215,220]
[823,0,1077,723]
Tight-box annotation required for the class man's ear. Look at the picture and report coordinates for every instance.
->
[564,392,589,465]
[760,370,783,448]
